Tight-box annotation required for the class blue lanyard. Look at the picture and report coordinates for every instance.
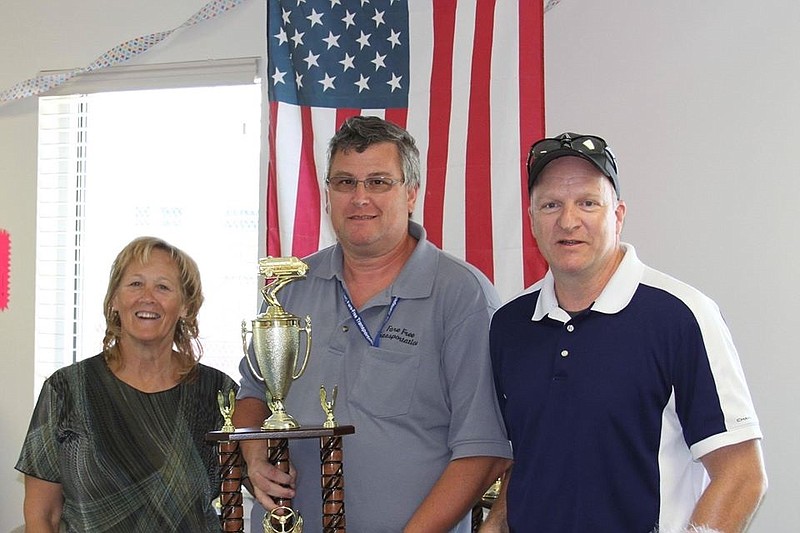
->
[339,281,400,347]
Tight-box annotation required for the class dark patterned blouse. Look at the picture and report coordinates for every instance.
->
[17,354,237,532]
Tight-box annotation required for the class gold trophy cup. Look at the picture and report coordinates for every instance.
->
[242,256,312,430]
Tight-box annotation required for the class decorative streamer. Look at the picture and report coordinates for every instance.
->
[0,0,248,105]
[545,0,562,11]
[0,229,9,310]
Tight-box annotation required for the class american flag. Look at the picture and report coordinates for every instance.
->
[265,0,546,300]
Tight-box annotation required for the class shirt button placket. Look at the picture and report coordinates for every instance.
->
[562,322,575,357]
[553,322,574,382]
[553,353,568,381]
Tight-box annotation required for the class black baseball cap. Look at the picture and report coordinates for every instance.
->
[526,132,620,198]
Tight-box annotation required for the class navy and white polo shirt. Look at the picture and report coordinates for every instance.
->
[490,243,761,533]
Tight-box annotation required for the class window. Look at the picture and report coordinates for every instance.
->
[35,81,262,395]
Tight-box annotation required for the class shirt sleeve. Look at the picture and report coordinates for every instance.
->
[16,376,64,483]
[441,277,512,461]
[675,297,762,459]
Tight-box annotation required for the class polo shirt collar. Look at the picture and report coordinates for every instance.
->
[313,220,436,303]
[393,220,437,300]
[532,243,643,322]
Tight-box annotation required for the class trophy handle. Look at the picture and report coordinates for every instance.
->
[241,319,265,383]
[292,315,312,380]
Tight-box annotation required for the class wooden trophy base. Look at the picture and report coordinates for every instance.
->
[207,425,355,533]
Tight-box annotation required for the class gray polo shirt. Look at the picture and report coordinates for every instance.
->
[238,221,511,532]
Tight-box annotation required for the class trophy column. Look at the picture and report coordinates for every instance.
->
[267,437,292,510]
[320,435,346,531]
[218,440,245,532]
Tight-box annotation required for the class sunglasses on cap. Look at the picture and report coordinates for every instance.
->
[526,133,620,198]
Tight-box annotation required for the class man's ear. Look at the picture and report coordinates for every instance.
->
[406,185,418,215]
[615,200,627,235]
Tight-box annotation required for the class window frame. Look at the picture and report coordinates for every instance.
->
[33,58,267,395]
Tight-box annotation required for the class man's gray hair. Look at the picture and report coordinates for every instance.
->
[326,115,421,190]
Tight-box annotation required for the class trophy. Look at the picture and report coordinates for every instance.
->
[209,265,352,532]
[241,256,312,430]
[217,389,236,433]
[320,385,338,428]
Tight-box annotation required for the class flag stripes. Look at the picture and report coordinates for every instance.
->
[265,0,546,301]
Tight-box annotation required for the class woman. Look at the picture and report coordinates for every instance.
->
[17,236,237,532]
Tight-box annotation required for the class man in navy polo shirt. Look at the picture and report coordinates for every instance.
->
[483,133,767,533]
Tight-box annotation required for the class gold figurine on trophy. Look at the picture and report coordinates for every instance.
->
[216,389,236,433]
[319,385,338,428]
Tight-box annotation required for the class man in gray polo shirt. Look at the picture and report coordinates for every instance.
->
[234,116,512,532]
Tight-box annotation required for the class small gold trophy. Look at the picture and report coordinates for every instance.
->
[217,389,236,433]
[242,256,312,430]
[320,385,338,428]
[483,477,503,501]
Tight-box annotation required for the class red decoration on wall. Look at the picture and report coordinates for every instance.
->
[0,229,9,310]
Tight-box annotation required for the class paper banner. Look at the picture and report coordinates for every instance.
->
[0,229,9,310]
[0,0,247,105]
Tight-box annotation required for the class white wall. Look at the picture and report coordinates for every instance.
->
[542,1,799,530]
[0,0,795,531]
[0,1,266,531]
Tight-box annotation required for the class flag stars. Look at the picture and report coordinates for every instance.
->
[274,27,288,45]
[387,29,401,49]
[272,67,287,86]
[356,31,372,49]
[342,10,356,28]
[291,29,305,47]
[371,51,387,71]
[355,74,370,93]
[339,53,356,71]
[319,73,336,91]
[386,72,402,92]
[322,31,341,49]
[306,8,324,27]
[268,1,408,102]
[303,50,320,69]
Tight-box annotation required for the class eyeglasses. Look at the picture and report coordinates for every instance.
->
[526,132,620,197]
[325,176,405,193]
[526,134,616,173]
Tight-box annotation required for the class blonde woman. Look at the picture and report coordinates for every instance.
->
[17,236,237,532]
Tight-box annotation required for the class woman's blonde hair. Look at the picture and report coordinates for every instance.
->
[102,236,204,380]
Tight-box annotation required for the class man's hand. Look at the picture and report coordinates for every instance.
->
[242,446,297,511]
[233,397,299,511]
